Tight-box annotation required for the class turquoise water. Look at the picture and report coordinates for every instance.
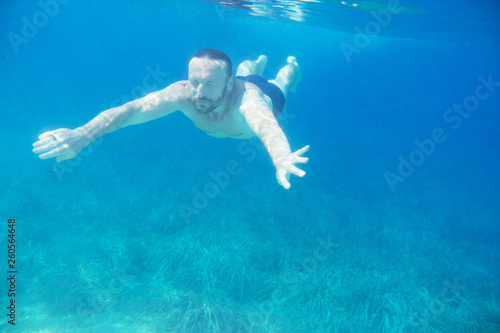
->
[1,0,500,332]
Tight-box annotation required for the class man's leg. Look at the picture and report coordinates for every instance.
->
[269,56,302,98]
[236,55,268,77]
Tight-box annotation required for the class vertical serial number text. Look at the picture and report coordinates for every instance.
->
[7,218,17,326]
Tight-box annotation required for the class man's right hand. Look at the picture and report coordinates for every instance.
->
[32,128,90,162]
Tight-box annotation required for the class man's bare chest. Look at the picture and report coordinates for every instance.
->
[188,107,254,139]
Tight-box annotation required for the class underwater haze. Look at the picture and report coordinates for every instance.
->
[1,0,500,332]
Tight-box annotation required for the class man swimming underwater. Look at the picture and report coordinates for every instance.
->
[32,49,309,189]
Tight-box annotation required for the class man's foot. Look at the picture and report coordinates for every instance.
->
[287,56,302,93]
[255,55,268,76]
[235,55,268,77]
[269,56,302,98]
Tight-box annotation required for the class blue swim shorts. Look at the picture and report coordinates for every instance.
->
[236,75,285,116]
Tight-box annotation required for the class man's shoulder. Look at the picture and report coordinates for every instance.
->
[177,80,189,89]
[164,80,189,95]
[231,78,259,102]
[156,81,190,102]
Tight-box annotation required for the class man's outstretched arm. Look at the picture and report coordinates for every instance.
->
[239,89,309,189]
[33,82,186,162]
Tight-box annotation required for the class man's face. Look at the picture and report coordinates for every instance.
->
[188,57,230,114]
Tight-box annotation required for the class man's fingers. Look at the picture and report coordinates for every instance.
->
[33,139,60,154]
[32,143,52,154]
[288,164,305,177]
[276,145,309,189]
[38,130,56,140]
[295,156,308,164]
[33,137,53,148]
[277,170,291,190]
[295,145,310,156]
[279,175,291,189]
[39,145,66,159]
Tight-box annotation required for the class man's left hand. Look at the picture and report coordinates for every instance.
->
[276,145,310,189]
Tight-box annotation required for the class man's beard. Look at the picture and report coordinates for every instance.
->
[193,84,227,114]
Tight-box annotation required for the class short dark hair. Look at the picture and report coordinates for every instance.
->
[193,48,232,78]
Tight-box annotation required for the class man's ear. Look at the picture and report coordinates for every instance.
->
[227,76,233,91]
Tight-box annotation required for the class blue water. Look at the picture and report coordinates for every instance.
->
[1,0,499,332]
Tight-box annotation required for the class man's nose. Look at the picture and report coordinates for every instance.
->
[197,84,206,97]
